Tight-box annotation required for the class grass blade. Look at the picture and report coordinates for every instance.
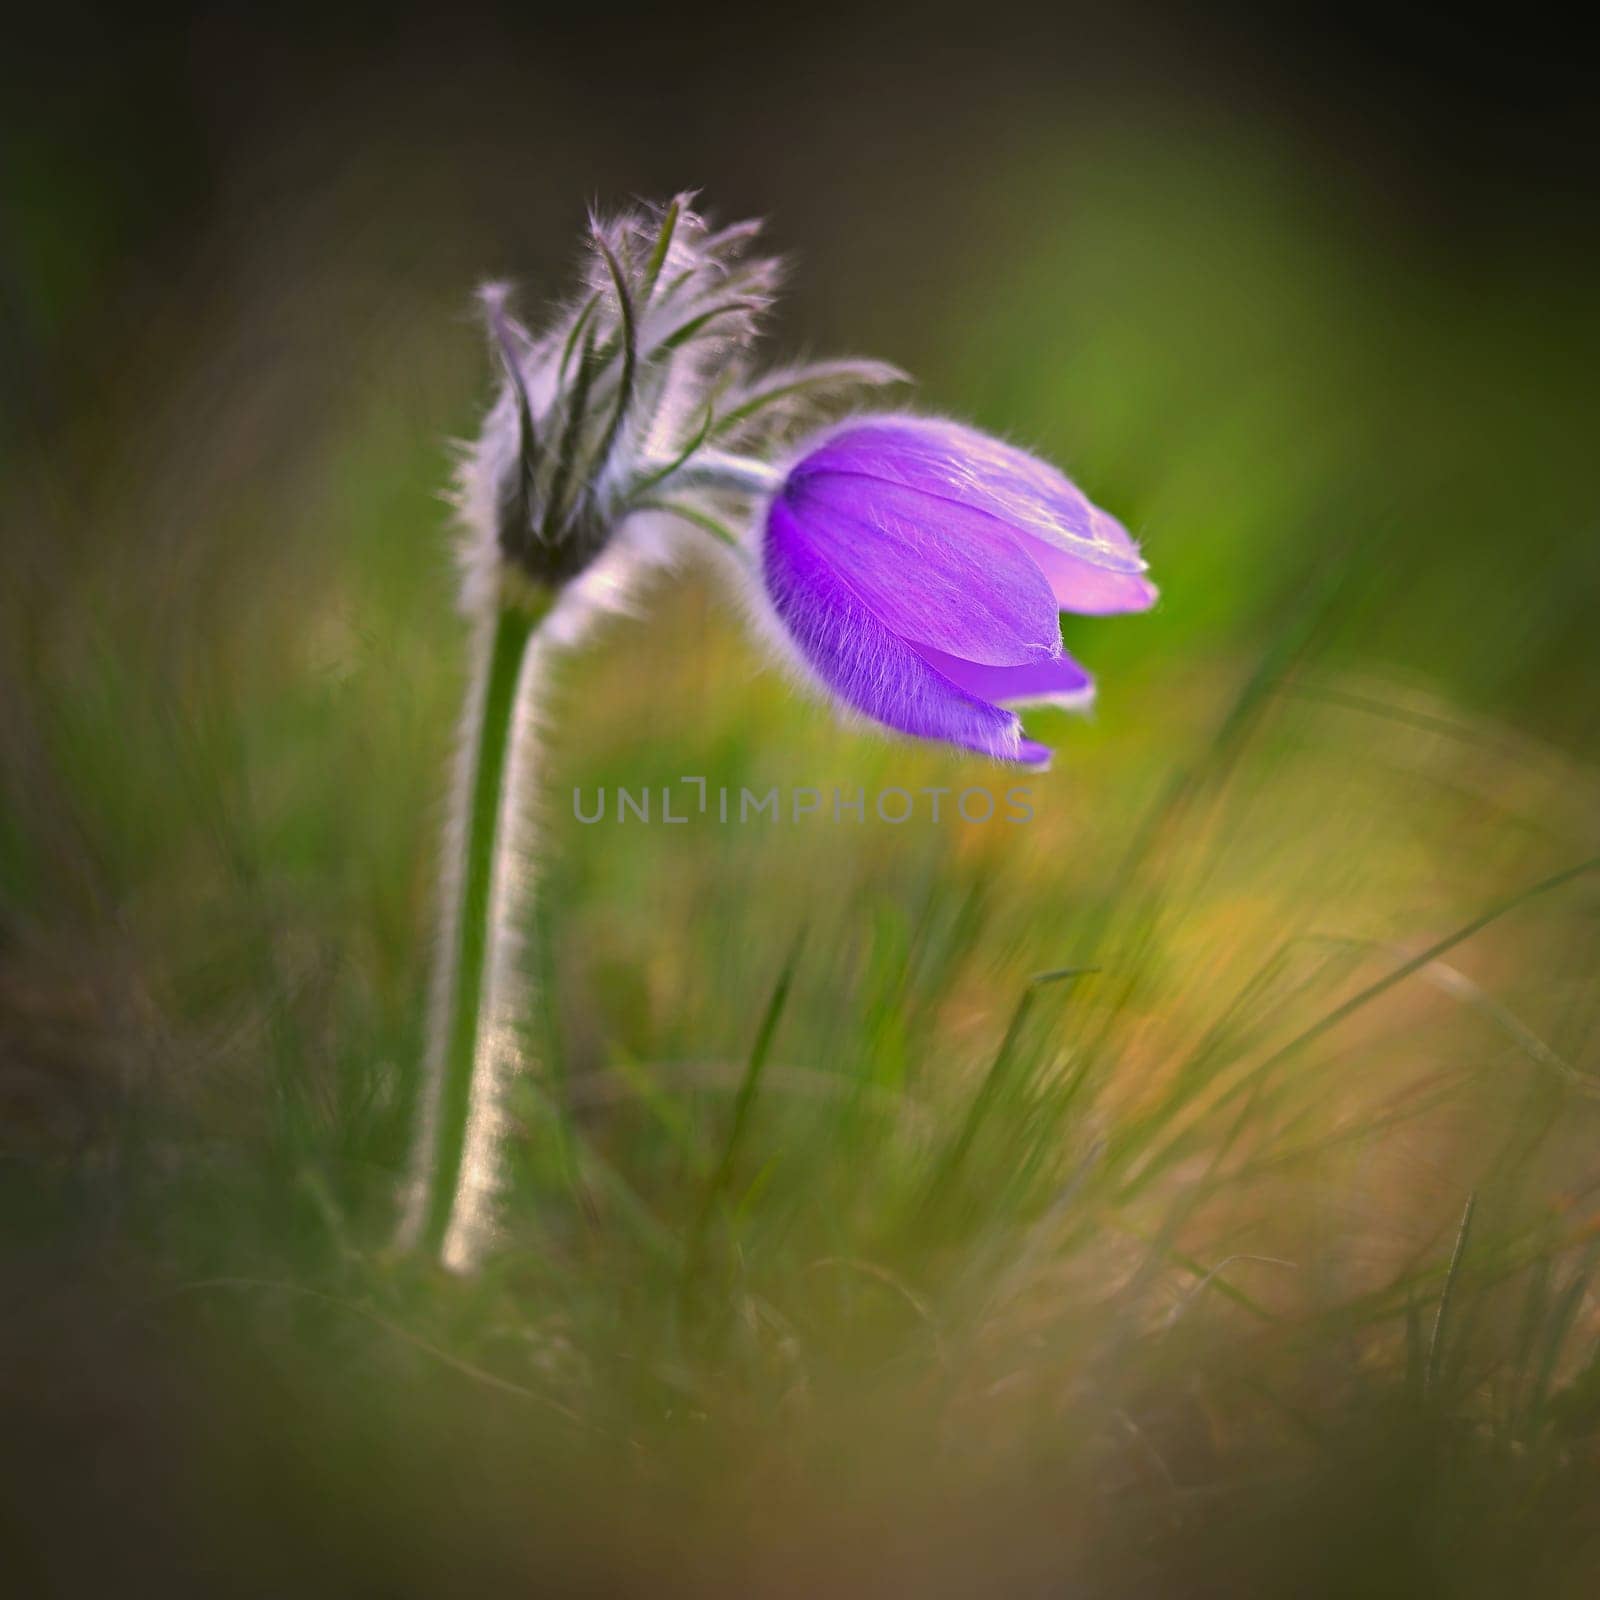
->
[1424,1190,1477,1402]
[681,935,805,1307]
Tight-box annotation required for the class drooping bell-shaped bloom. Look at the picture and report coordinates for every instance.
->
[760,416,1156,768]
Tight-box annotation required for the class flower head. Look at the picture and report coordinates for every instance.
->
[456,196,901,612]
[758,416,1156,768]
[451,197,1153,769]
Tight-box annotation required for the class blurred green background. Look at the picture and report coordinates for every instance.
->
[3,5,1599,1594]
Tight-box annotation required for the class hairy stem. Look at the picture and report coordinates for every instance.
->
[669,449,784,498]
[399,596,551,1269]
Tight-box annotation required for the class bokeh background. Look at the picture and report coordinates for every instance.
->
[4,5,1599,1594]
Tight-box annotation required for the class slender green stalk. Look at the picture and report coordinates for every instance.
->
[399,596,551,1268]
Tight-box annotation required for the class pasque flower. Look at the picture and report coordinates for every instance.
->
[402,194,1156,1271]
[759,417,1156,768]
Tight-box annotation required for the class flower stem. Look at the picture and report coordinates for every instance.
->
[399,595,551,1269]
[670,449,784,498]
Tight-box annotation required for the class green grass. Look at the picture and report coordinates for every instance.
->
[3,115,1600,1595]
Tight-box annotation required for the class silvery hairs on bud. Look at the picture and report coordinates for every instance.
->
[451,193,906,636]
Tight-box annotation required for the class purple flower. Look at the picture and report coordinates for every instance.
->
[760,416,1155,768]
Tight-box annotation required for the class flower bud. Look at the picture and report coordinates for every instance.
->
[758,416,1156,767]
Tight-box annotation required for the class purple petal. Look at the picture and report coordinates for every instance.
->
[781,472,1061,666]
[908,643,1095,710]
[1010,530,1159,615]
[764,498,1048,764]
[795,416,1149,577]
